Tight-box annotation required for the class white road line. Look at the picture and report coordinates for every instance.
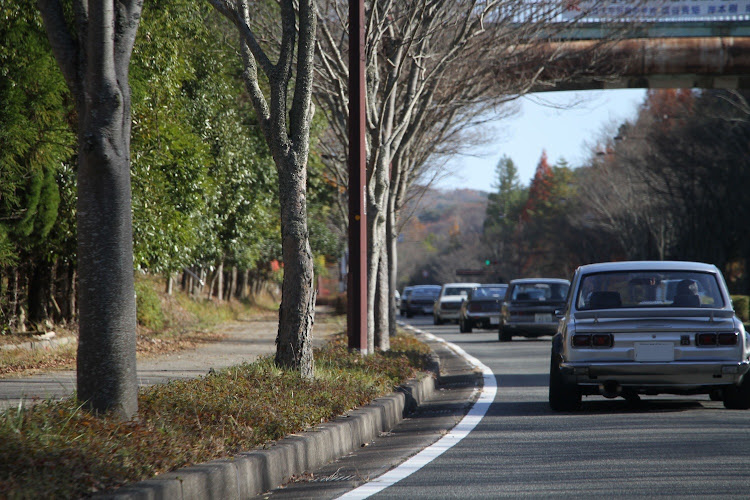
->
[337,326,497,499]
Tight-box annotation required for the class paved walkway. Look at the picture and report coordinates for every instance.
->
[0,316,342,411]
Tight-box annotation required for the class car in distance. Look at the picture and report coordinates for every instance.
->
[459,284,508,333]
[549,261,750,411]
[399,286,414,316]
[434,282,480,325]
[499,278,570,342]
[405,285,441,318]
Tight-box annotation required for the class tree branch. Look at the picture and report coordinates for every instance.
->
[37,0,79,93]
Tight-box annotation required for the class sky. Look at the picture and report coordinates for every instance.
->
[437,89,647,191]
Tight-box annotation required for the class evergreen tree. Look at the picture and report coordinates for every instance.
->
[483,155,527,280]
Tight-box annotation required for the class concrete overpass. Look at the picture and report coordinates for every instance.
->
[532,21,750,90]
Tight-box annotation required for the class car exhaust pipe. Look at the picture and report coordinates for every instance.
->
[599,381,621,399]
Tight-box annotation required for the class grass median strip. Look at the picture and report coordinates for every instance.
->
[0,333,432,498]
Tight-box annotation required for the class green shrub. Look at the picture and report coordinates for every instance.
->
[731,295,749,323]
[135,281,165,331]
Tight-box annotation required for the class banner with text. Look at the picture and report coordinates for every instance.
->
[562,0,750,20]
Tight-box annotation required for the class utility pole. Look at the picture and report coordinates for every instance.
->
[347,0,368,353]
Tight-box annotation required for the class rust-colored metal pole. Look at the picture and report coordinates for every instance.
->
[347,0,368,353]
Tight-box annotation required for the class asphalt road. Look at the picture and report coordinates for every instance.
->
[266,315,750,498]
[364,315,750,499]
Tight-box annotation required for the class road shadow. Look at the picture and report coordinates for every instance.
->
[495,373,549,387]
[485,398,708,418]
[450,336,554,345]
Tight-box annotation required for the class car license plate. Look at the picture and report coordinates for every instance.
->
[490,317,499,325]
[534,313,552,323]
[634,342,674,362]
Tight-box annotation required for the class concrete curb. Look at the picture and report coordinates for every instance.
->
[0,334,76,352]
[101,356,440,499]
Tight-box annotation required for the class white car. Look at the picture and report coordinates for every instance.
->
[550,261,750,411]
[433,282,480,325]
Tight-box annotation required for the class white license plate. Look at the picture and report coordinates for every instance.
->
[490,317,499,325]
[635,342,674,362]
[534,313,552,323]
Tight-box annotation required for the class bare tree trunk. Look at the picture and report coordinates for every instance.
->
[210,0,317,377]
[28,262,50,325]
[206,269,216,300]
[228,265,238,301]
[375,243,390,351]
[6,267,19,330]
[39,0,142,419]
[367,154,390,352]
[386,198,398,338]
[165,273,173,295]
[217,261,224,301]
[67,265,77,322]
[238,269,249,299]
[276,157,316,378]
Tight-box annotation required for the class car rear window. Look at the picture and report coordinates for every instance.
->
[510,283,568,302]
[444,287,474,296]
[576,270,725,310]
[472,287,507,299]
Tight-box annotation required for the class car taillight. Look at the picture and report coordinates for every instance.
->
[695,333,717,346]
[695,333,738,346]
[592,334,613,347]
[718,332,738,346]
[571,335,591,347]
[572,333,613,348]
[572,334,590,347]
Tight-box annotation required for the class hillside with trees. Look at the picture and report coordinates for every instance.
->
[468,89,750,295]
[397,187,488,287]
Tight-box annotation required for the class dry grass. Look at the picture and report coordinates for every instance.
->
[0,276,433,498]
[0,334,432,498]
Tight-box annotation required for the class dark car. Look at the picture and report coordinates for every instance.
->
[458,284,507,333]
[499,278,570,342]
[405,285,441,318]
[399,286,415,316]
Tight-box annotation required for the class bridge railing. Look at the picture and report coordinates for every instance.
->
[558,0,750,23]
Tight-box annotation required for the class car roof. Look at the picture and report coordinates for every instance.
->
[577,261,719,274]
[509,278,570,285]
[442,282,480,287]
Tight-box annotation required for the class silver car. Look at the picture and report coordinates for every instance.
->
[550,261,750,411]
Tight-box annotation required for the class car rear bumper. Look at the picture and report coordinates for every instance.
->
[438,310,461,319]
[466,312,500,324]
[560,360,750,387]
[504,321,558,336]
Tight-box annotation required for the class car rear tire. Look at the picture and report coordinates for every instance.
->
[549,352,581,411]
[723,375,750,409]
[498,324,512,342]
[406,310,413,318]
